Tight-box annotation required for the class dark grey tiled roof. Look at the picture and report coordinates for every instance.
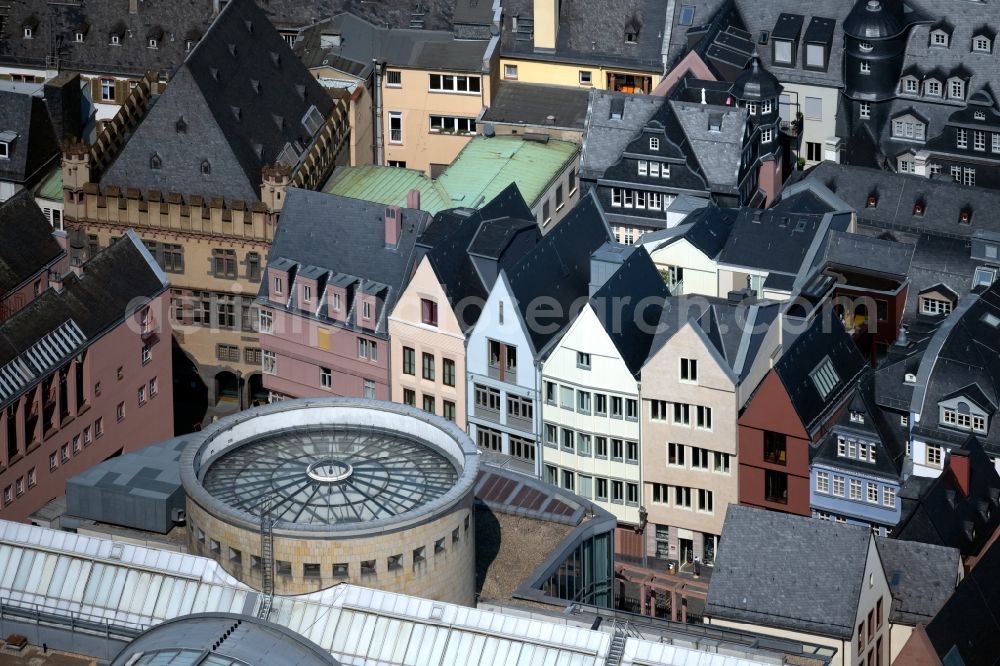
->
[590,246,667,376]
[294,13,490,74]
[670,100,744,189]
[100,0,334,202]
[875,537,959,626]
[580,90,662,179]
[500,0,669,72]
[265,0,458,31]
[505,190,614,355]
[0,191,63,296]
[0,90,60,186]
[822,230,915,279]
[421,184,540,332]
[481,82,590,130]
[924,534,1000,665]
[894,439,1000,557]
[706,504,871,640]
[773,309,869,435]
[0,230,168,397]
[260,188,430,337]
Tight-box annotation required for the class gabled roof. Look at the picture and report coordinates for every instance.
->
[580,91,663,179]
[673,205,739,258]
[420,185,541,332]
[875,537,959,627]
[772,309,868,435]
[589,246,668,376]
[0,191,63,297]
[894,438,1000,557]
[0,230,168,409]
[819,230,915,280]
[0,90,60,186]
[923,533,1000,665]
[100,0,334,202]
[260,189,430,336]
[505,191,614,355]
[706,504,873,640]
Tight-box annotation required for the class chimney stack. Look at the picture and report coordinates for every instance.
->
[129,0,138,14]
[406,188,421,210]
[48,270,63,294]
[384,206,402,247]
[949,449,972,497]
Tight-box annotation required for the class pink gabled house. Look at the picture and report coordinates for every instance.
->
[0,202,173,523]
[258,188,430,402]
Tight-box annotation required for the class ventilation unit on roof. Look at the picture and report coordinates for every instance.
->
[904,372,917,383]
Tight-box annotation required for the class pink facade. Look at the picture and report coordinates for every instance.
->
[261,307,389,401]
[0,292,174,523]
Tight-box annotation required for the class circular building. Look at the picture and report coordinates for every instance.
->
[111,613,339,666]
[181,398,479,604]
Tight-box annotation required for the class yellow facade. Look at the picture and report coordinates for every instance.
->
[498,57,662,92]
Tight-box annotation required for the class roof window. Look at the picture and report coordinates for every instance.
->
[811,357,841,400]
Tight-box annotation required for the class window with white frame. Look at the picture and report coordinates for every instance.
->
[429,116,476,135]
[762,99,773,114]
[867,482,878,504]
[921,297,952,315]
[761,127,774,142]
[849,479,862,500]
[860,60,871,74]
[965,167,976,186]
[638,160,648,176]
[974,35,991,52]
[931,31,948,47]
[976,110,987,120]
[388,111,403,144]
[262,350,276,374]
[884,486,896,508]
[860,102,870,119]
[649,137,660,150]
[320,367,332,389]
[579,70,592,85]
[904,78,918,93]
[747,102,757,115]
[259,309,273,333]
[950,79,964,99]
[428,74,481,94]
[833,475,845,496]
[817,471,830,494]
[385,70,402,87]
[926,445,943,468]
[504,64,518,79]
[975,130,986,151]
[957,128,968,148]
[926,80,941,96]
[101,78,115,101]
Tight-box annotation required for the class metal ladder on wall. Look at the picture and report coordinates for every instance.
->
[257,499,275,621]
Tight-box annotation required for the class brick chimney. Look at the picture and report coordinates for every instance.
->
[385,205,402,247]
[949,448,971,498]
[406,188,421,210]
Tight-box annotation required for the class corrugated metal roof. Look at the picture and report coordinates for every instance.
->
[0,521,773,666]
[438,136,579,209]
[323,166,452,215]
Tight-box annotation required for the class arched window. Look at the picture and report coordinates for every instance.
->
[201,160,211,175]
[150,153,162,169]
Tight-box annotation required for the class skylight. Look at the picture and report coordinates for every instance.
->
[810,357,840,400]
[982,312,1000,328]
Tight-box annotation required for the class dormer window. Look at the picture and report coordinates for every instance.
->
[859,41,874,52]
[75,32,84,43]
[941,401,988,434]
[931,30,949,47]
[649,137,660,150]
[111,34,120,45]
[23,27,32,39]
[960,208,973,224]
[974,35,992,53]
[185,40,194,51]
[805,43,826,68]
[867,193,878,208]
[925,80,941,96]
[975,110,987,120]
[747,102,757,115]
[148,38,158,48]
[625,31,637,43]
[624,16,640,44]
[0,141,9,160]
[950,79,965,100]
[850,411,865,424]
[902,77,918,94]
[914,201,925,216]
[150,153,162,169]
[773,39,793,65]
[200,160,211,175]
[175,117,187,133]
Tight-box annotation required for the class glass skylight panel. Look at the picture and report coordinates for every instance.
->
[810,357,840,399]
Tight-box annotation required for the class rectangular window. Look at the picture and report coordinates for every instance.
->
[561,428,575,452]
[428,74,481,93]
[927,445,943,468]
[764,470,788,504]
[672,402,690,425]
[364,379,376,399]
[576,351,591,369]
[626,441,638,464]
[596,478,609,501]
[442,358,456,386]
[696,405,712,430]
[579,70,592,85]
[428,115,477,135]
[423,395,436,414]
[212,248,237,278]
[422,352,435,381]
[625,398,638,420]
[386,70,402,87]
[403,388,416,406]
[504,64,518,79]
[259,309,273,333]
[698,489,713,512]
[957,128,968,148]
[443,400,456,422]
[860,60,871,74]
[402,347,415,375]
[650,399,668,421]
[867,482,879,504]
[773,39,792,64]
[562,469,575,492]
[690,447,709,470]
[611,396,624,419]
[817,471,830,493]
[611,438,624,461]
[576,390,591,414]
[595,436,608,458]
[860,102,870,119]
[804,97,822,121]
[975,130,986,151]
[763,431,786,464]
[263,350,276,374]
[137,386,146,405]
[101,78,115,101]
[389,111,403,144]
[507,394,533,421]
[674,486,691,508]
[680,358,697,382]
[320,367,332,389]
[850,479,862,501]
[578,433,592,456]
[713,452,731,473]
[668,442,685,466]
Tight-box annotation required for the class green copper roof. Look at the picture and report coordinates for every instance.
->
[437,136,578,208]
[322,136,579,216]
[323,165,452,215]
[36,166,62,202]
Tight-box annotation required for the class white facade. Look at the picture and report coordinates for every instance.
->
[781,82,840,166]
[540,306,642,524]
[645,237,723,297]
[465,274,541,475]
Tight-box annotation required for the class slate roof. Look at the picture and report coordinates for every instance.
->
[908,282,1000,456]
[419,184,541,332]
[663,0,731,70]
[580,91,663,179]
[481,82,590,131]
[706,504,873,640]
[505,190,614,355]
[820,230,915,280]
[500,0,669,72]
[645,295,779,383]
[772,309,869,435]
[0,230,168,409]
[294,13,490,76]
[924,534,1000,666]
[0,90,60,187]
[671,205,738,258]
[100,0,334,203]
[670,100,745,190]
[0,191,64,297]
[589,246,668,376]
[875,537,959,626]
[260,188,430,337]
[894,439,1000,558]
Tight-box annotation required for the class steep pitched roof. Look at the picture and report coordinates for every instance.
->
[894,438,1000,557]
[420,185,541,331]
[505,191,614,355]
[0,90,60,186]
[706,504,873,640]
[923,535,1000,665]
[589,246,668,376]
[100,0,334,202]
[0,191,63,297]
[260,189,429,337]
[580,91,663,179]
[875,537,959,626]
[772,309,869,435]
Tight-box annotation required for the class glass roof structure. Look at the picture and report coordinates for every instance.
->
[200,426,459,526]
[0,521,778,666]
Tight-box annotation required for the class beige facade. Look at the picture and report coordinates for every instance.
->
[388,259,468,428]
[186,496,477,604]
[641,323,740,564]
[381,65,493,175]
